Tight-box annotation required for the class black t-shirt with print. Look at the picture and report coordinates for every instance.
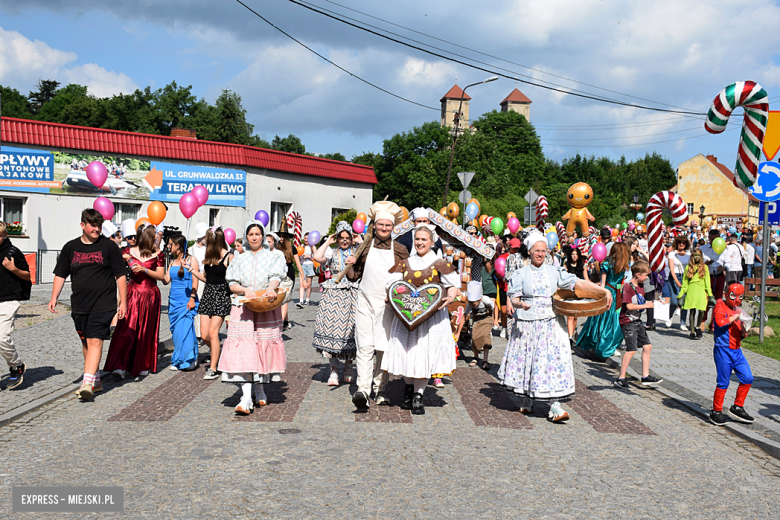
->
[54,235,127,314]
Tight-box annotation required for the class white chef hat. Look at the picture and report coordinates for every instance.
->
[367,201,403,225]
[194,222,209,240]
[102,221,118,238]
[411,207,429,221]
[121,219,137,238]
[524,231,547,250]
[467,281,482,301]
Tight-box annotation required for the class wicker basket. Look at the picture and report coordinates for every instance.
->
[240,288,289,313]
[552,286,610,318]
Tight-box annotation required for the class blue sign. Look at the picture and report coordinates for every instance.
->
[749,161,780,202]
[0,148,57,193]
[148,161,246,207]
[759,201,780,225]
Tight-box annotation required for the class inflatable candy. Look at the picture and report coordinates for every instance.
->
[705,81,769,190]
[287,212,303,248]
[556,222,568,245]
[535,196,548,232]
[647,191,688,273]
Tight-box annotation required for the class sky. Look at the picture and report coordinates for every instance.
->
[2,0,780,172]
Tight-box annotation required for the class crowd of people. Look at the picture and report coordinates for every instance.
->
[0,206,761,426]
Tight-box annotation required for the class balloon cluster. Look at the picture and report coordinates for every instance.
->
[180,185,209,219]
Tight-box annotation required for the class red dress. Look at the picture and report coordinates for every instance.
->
[104,252,163,375]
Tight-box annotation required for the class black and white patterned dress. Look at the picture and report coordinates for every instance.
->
[198,253,233,317]
[312,246,359,360]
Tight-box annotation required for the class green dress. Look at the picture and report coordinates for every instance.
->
[678,268,712,311]
[576,261,626,360]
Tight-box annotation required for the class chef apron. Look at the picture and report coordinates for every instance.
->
[355,240,396,352]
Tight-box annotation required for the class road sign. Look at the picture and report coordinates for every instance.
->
[456,171,475,189]
[748,161,780,202]
[523,205,537,225]
[458,189,472,204]
[524,189,538,205]
[759,201,780,225]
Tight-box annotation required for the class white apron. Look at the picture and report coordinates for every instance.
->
[355,241,396,352]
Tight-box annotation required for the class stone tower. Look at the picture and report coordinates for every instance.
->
[440,84,471,130]
[500,88,532,121]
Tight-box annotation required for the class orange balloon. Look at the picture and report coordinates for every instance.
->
[507,211,516,221]
[356,212,368,224]
[400,206,410,221]
[135,217,151,231]
[478,215,487,227]
[611,229,619,237]
[146,201,166,226]
[440,207,448,216]
[296,246,304,256]
[313,261,320,269]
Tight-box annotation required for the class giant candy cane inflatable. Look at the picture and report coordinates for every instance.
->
[646,191,688,273]
[535,196,548,233]
[556,222,568,246]
[705,81,768,190]
[286,212,303,248]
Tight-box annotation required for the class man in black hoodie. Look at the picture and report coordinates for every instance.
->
[0,222,31,390]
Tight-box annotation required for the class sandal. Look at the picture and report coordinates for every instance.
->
[481,361,490,371]
[469,359,478,367]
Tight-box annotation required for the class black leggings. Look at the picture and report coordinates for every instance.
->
[645,290,655,327]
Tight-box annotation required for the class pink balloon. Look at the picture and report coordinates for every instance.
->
[592,243,608,263]
[179,193,199,219]
[192,185,209,206]
[507,217,520,234]
[224,228,236,245]
[494,256,507,278]
[86,161,108,188]
[629,223,636,231]
[353,219,365,233]
[93,196,115,220]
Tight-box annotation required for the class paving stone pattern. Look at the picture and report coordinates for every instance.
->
[567,380,656,435]
[2,288,780,518]
[234,362,319,423]
[450,364,532,429]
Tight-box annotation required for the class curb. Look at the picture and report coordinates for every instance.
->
[0,335,174,429]
[601,353,780,461]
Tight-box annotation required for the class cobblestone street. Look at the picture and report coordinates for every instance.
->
[1,289,779,518]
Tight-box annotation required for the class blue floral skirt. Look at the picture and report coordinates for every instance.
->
[497,316,575,401]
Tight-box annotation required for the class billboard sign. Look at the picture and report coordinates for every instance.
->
[0,146,246,207]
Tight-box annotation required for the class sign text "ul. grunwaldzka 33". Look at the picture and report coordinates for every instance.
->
[148,161,246,207]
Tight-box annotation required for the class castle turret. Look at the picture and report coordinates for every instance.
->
[500,88,532,121]
[440,84,471,130]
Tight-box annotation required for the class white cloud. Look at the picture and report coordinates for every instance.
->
[0,25,137,97]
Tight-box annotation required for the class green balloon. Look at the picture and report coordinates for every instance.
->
[621,222,628,230]
[712,237,726,255]
[490,217,504,235]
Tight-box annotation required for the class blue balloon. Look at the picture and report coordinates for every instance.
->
[636,212,644,221]
[546,231,558,249]
[465,202,479,221]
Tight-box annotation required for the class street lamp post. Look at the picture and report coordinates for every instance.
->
[698,205,706,228]
[441,76,499,208]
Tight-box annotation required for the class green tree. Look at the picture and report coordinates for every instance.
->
[327,209,357,237]
[0,86,34,118]
[27,79,60,113]
[319,152,346,162]
[271,134,306,154]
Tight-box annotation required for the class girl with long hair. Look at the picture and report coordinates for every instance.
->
[163,235,200,370]
[278,235,303,331]
[677,248,712,340]
[563,246,586,342]
[577,241,630,360]
[668,235,691,330]
[191,228,233,380]
[104,224,165,377]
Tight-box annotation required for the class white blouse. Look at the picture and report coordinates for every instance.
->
[225,248,287,306]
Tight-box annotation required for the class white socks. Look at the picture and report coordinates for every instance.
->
[413,379,426,395]
[240,382,252,406]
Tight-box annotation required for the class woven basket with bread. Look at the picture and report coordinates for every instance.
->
[240,288,289,313]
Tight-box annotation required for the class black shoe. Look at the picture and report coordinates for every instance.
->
[710,410,728,426]
[411,393,425,415]
[352,390,369,410]
[689,332,699,340]
[283,321,291,331]
[375,392,390,406]
[645,324,655,331]
[7,362,26,390]
[727,405,755,424]
[400,384,414,410]
[295,302,304,309]
[613,378,630,390]
[641,375,663,386]
[696,329,703,339]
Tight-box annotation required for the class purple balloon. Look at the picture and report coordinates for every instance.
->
[93,196,115,220]
[192,185,209,206]
[307,230,321,246]
[179,193,199,219]
[86,161,108,188]
[255,210,270,227]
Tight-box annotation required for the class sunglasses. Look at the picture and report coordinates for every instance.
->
[126,235,136,241]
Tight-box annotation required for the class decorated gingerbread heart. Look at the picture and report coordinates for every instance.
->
[387,281,444,331]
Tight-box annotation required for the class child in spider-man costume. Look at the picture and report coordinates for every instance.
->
[710,283,754,426]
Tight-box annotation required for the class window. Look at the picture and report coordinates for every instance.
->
[2,196,24,225]
[270,202,291,232]
[687,203,694,215]
[112,204,141,225]
[331,208,350,221]
[209,208,220,227]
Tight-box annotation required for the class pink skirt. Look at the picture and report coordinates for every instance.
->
[217,305,286,375]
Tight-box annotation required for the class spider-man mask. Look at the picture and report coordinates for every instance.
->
[725,283,744,309]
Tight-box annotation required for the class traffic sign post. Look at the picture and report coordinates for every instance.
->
[459,189,471,228]
[456,171,475,189]
[758,201,780,225]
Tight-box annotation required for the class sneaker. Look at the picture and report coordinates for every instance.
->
[727,405,755,424]
[271,373,281,383]
[641,375,663,386]
[710,410,728,426]
[92,381,104,393]
[613,378,630,389]
[411,393,425,415]
[112,369,126,379]
[203,368,219,380]
[78,383,93,400]
[375,392,390,406]
[283,321,291,331]
[612,350,621,357]
[7,363,26,390]
[665,320,672,328]
[689,332,699,340]
[169,365,180,371]
[138,371,149,376]
[499,328,506,339]
[327,370,340,386]
[680,324,689,332]
[673,308,681,317]
[352,390,369,410]
[296,301,304,309]
[433,378,445,388]
[304,300,310,306]
[342,363,354,384]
